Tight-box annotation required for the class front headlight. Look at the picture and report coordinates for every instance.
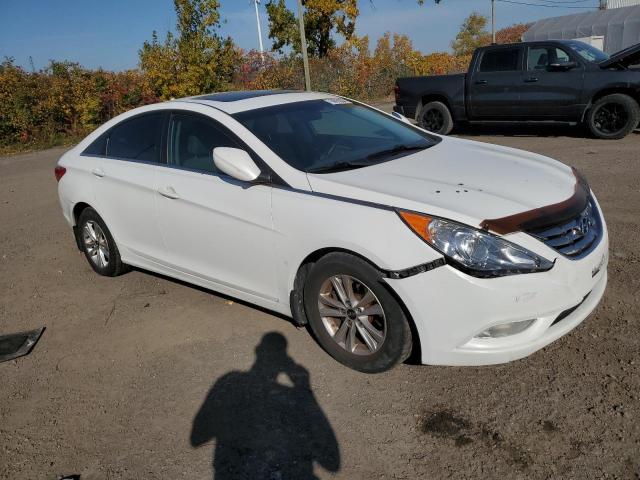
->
[397,210,554,277]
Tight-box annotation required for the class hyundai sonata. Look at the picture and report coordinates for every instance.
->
[55,90,608,372]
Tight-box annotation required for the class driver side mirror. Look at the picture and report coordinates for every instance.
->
[548,61,578,71]
[213,147,261,182]
[392,111,412,124]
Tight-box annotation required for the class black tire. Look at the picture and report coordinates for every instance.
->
[303,252,412,373]
[419,101,454,135]
[586,93,640,140]
[77,207,129,277]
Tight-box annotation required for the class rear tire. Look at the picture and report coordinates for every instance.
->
[303,252,412,373]
[77,207,129,277]
[419,101,454,135]
[586,94,639,140]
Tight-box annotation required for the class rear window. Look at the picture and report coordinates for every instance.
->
[106,113,164,163]
[479,48,520,72]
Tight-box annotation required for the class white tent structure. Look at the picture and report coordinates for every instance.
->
[523,5,640,54]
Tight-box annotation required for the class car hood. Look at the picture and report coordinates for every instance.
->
[599,42,640,69]
[306,137,578,229]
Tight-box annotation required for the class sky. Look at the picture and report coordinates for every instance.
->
[0,0,602,71]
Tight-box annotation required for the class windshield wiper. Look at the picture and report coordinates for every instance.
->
[364,143,428,161]
[307,161,370,174]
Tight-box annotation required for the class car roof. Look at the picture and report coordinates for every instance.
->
[476,40,578,50]
[176,90,337,114]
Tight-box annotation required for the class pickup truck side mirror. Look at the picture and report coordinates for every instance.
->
[547,61,578,71]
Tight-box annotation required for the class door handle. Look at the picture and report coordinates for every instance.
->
[91,168,105,178]
[474,79,488,85]
[157,186,180,199]
[524,77,539,83]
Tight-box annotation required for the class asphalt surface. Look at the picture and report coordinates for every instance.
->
[1,122,639,479]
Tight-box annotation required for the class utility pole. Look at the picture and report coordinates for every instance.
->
[491,0,496,44]
[296,0,311,91]
[253,0,265,61]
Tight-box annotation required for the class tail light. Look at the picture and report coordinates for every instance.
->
[393,84,400,103]
[54,166,66,182]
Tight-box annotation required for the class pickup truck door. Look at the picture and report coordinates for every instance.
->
[519,44,585,119]
[468,46,524,118]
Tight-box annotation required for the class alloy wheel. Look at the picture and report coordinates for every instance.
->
[317,275,386,355]
[593,103,629,135]
[83,220,110,269]
[423,108,445,133]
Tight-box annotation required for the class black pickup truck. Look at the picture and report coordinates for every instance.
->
[394,40,640,139]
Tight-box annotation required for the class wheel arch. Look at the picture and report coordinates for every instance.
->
[289,247,422,362]
[417,93,453,121]
[72,201,93,225]
[581,87,640,122]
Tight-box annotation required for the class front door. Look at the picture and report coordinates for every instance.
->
[154,111,277,302]
[519,44,585,119]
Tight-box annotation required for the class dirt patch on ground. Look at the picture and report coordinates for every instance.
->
[1,125,639,479]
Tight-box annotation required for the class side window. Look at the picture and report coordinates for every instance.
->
[168,114,238,174]
[83,134,107,156]
[106,113,164,163]
[479,48,520,72]
[554,47,571,64]
[528,47,550,70]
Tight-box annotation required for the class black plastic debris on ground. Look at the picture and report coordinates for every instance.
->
[0,327,45,363]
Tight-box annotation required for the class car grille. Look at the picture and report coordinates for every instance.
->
[528,197,602,260]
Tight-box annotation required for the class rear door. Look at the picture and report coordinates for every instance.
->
[469,46,524,118]
[153,111,277,301]
[91,111,167,262]
[519,44,585,119]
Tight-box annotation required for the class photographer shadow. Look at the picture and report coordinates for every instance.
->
[190,332,340,479]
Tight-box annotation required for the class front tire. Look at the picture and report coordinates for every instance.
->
[303,253,412,373]
[419,101,454,135]
[586,94,639,140]
[77,207,129,277]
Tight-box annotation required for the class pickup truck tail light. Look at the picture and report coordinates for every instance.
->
[393,83,400,103]
[54,166,66,182]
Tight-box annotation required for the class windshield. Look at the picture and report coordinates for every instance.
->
[233,99,439,173]
[565,41,609,63]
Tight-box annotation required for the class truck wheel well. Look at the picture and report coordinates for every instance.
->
[418,95,452,120]
[585,88,640,120]
[290,247,422,363]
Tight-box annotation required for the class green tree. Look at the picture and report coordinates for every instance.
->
[265,0,359,58]
[451,12,489,56]
[139,0,239,99]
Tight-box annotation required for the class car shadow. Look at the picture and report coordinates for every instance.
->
[190,332,340,479]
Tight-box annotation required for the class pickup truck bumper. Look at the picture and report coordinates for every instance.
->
[393,104,416,119]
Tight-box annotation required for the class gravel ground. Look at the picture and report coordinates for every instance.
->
[1,122,639,479]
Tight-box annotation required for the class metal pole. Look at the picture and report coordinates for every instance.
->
[491,0,496,44]
[254,0,265,61]
[296,0,311,91]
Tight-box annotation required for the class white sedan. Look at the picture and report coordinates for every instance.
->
[55,90,608,373]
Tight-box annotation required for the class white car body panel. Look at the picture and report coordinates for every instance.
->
[56,91,608,367]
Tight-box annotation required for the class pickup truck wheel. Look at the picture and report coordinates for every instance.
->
[419,101,453,135]
[586,94,639,140]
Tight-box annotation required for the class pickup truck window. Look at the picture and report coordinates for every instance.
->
[527,46,572,70]
[479,48,520,72]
